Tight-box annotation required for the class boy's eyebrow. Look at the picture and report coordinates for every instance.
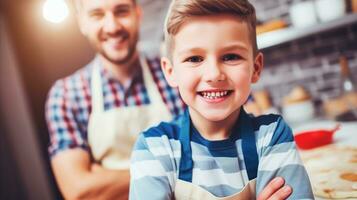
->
[177,44,249,55]
[220,43,249,52]
[176,47,205,55]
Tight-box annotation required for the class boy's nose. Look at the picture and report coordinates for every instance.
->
[103,14,123,34]
[203,63,226,83]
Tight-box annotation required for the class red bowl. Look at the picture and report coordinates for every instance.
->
[294,125,340,150]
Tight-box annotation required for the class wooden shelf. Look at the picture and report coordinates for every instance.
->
[257,14,357,49]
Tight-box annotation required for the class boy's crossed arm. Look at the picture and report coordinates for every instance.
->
[257,177,292,200]
[129,134,293,200]
[256,117,314,200]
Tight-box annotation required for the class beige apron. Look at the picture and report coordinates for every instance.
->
[174,109,258,200]
[88,56,172,169]
[174,179,256,200]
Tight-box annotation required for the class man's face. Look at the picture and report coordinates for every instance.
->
[77,0,141,64]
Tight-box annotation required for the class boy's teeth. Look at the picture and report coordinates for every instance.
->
[201,91,229,99]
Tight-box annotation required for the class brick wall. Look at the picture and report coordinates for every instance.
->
[138,0,170,55]
[138,0,357,107]
[253,23,357,106]
[248,0,357,107]
[250,0,294,24]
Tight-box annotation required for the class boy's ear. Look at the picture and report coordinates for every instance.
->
[251,52,264,83]
[161,57,178,87]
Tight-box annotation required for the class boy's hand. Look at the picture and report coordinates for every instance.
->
[257,177,292,200]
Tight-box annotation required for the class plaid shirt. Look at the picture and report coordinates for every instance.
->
[45,55,186,157]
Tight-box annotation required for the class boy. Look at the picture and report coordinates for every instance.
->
[129,0,314,199]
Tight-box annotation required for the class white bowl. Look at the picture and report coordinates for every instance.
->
[315,0,346,22]
[290,1,319,28]
[282,100,315,124]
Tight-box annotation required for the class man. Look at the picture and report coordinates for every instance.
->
[45,0,292,199]
[46,0,184,199]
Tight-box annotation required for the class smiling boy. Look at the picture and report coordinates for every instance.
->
[129,0,314,199]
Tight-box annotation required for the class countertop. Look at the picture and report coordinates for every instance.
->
[291,119,357,200]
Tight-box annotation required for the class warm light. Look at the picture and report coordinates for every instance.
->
[42,0,69,23]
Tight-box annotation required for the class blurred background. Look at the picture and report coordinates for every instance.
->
[0,0,356,199]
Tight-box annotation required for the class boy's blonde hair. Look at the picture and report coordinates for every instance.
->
[163,0,258,58]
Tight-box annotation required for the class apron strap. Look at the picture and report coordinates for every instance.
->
[91,57,105,113]
[239,109,259,180]
[140,56,165,105]
[178,109,193,182]
[140,56,173,121]
[177,108,259,182]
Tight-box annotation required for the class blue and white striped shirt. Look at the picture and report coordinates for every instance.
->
[130,108,314,199]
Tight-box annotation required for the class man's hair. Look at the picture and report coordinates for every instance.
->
[163,0,258,58]
[73,0,137,13]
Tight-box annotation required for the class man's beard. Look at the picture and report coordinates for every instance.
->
[95,31,139,65]
[100,41,137,65]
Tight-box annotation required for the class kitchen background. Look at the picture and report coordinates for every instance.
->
[1,0,356,199]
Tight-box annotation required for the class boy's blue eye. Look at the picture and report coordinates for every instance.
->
[222,54,241,61]
[184,56,203,63]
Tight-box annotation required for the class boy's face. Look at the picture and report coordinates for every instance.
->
[162,15,263,122]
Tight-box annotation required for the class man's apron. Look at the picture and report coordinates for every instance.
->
[88,56,172,169]
[174,109,258,200]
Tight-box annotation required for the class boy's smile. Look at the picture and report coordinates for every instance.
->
[197,89,233,103]
[162,14,263,138]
